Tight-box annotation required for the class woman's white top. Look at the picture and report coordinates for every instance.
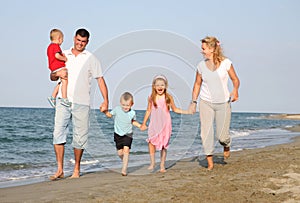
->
[197,58,232,103]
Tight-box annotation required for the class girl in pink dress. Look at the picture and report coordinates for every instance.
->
[141,75,191,172]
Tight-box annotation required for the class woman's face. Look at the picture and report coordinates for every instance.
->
[154,79,166,96]
[201,43,213,59]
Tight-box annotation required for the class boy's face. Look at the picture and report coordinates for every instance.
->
[120,99,133,112]
[58,35,64,45]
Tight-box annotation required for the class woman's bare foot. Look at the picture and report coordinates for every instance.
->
[49,171,64,181]
[224,147,230,159]
[207,155,214,171]
[70,171,80,179]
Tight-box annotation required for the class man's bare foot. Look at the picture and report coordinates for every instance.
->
[70,171,80,179]
[224,147,230,159]
[49,172,64,181]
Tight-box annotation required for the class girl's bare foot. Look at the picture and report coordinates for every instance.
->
[207,155,214,171]
[224,147,230,159]
[148,164,155,170]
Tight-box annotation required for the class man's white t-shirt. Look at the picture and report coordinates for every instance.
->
[57,48,103,106]
[197,58,232,103]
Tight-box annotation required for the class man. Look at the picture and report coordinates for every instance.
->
[50,28,108,180]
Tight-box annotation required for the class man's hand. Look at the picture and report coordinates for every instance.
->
[99,102,108,113]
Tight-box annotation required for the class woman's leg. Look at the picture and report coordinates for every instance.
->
[200,100,215,169]
[215,102,231,159]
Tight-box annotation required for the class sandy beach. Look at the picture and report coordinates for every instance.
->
[1,114,300,203]
[1,129,300,203]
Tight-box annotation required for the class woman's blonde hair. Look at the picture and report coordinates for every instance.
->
[150,75,171,110]
[201,36,225,65]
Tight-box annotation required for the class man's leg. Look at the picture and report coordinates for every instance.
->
[71,148,84,178]
[50,144,65,179]
[51,101,70,180]
[71,104,90,178]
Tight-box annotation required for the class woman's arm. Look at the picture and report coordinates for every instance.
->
[189,71,202,113]
[228,64,240,102]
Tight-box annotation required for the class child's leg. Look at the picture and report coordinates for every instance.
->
[52,82,60,98]
[160,148,167,173]
[60,77,68,99]
[117,149,124,160]
[121,146,130,176]
[148,143,156,170]
[55,69,68,99]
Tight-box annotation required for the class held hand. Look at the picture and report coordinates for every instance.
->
[140,124,147,131]
[188,103,197,114]
[99,102,108,112]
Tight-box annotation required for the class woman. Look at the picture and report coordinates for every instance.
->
[190,36,240,170]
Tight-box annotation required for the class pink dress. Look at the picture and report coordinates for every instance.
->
[147,96,172,150]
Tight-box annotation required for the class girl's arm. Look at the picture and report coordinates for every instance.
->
[140,99,152,130]
[169,95,191,114]
[228,65,240,102]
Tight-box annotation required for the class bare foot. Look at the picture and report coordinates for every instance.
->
[207,155,214,171]
[49,171,64,181]
[224,147,230,159]
[70,171,80,179]
[147,164,155,170]
[160,168,166,173]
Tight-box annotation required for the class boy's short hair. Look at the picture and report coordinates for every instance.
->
[120,92,134,103]
[50,29,63,41]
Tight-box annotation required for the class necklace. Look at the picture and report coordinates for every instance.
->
[205,59,218,71]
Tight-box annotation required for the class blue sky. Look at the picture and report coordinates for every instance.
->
[0,0,299,113]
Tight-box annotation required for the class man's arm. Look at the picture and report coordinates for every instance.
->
[97,77,109,112]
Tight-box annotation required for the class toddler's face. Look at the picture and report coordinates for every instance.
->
[120,99,132,112]
[154,79,166,95]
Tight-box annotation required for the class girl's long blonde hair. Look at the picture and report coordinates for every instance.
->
[201,36,225,66]
[150,75,171,110]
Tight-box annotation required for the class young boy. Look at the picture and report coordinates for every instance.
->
[104,92,142,176]
[47,29,70,107]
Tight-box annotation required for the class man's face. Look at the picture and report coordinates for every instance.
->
[73,35,89,52]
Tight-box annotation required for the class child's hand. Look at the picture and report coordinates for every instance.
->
[140,124,147,131]
[188,103,197,114]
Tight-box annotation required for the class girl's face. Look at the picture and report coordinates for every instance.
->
[154,79,166,95]
[120,99,132,112]
[201,43,213,59]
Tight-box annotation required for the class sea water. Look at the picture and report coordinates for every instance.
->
[0,107,299,188]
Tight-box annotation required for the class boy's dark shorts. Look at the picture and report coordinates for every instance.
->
[114,132,133,150]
